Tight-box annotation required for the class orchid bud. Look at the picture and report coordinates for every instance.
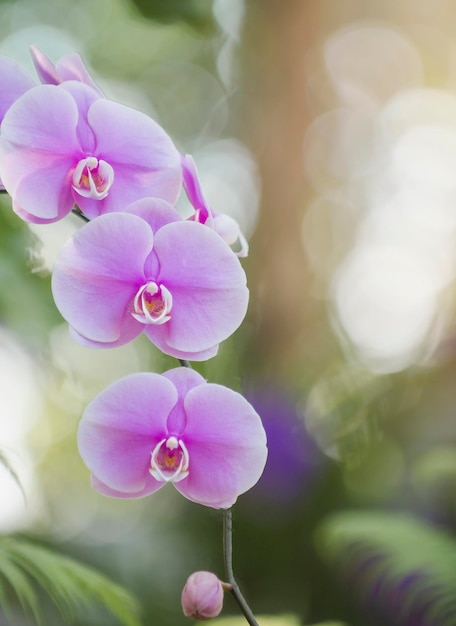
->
[181,571,224,620]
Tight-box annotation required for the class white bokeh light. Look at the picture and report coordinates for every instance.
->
[332,246,443,373]
[0,328,46,531]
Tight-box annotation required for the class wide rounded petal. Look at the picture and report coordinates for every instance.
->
[162,367,207,434]
[144,327,219,361]
[88,99,182,208]
[52,213,153,343]
[175,383,268,508]
[78,373,178,493]
[150,220,248,353]
[0,84,80,154]
[0,57,35,122]
[60,81,101,153]
[126,197,182,232]
[0,85,81,220]
[91,475,163,499]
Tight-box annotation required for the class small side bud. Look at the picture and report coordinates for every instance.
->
[181,571,224,620]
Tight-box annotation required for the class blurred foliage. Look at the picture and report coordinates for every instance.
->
[317,511,456,625]
[127,0,215,32]
[0,194,60,349]
[202,616,302,626]
[0,536,140,625]
[0,449,24,501]
[201,616,347,626]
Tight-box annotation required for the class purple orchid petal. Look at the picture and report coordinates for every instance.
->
[91,475,163,498]
[151,220,248,352]
[143,328,220,361]
[162,367,207,435]
[5,157,75,221]
[0,85,81,220]
[126,197,182,233]
[87,98,182,210]
[30,45,103,94]
[68,317,144,349]
[52,213,153,343]
[56,53,102,94]
[181,153,249,257]
[29,45,60,84]
[78,373,178,493]
[175,382,268,508]
[181,153,212,224]
[0,84,80,153]
[0,57,35,123]
[59,81,101,154]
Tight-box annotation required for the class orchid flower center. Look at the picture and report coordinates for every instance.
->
[150,436,189,483]
[132,281,172,325]
[72,156,114,200]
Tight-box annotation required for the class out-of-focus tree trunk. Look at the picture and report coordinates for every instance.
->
[240,0,322,378]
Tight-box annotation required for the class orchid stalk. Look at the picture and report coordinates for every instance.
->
[0,45,267,626]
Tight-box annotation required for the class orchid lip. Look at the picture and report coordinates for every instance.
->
[72,156,114,200]
[150,436,189,483]
[132,281,172,325]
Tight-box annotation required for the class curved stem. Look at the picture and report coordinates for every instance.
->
[223,508,259,626]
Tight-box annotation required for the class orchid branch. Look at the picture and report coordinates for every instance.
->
[223,508,259,626]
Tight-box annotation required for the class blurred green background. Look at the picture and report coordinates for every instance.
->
[2,0,456,624]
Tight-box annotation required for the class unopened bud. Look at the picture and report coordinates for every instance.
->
[181,571,224,620]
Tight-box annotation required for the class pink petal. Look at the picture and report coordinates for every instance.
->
[0,84,80,153]
[4,155,76,221]
[162,367,207,434]
[52,213,153,343]
[60,81,101,153]
[181,153,212,223]
[30,46,102,94]
[88,99,182,208]
[0,85,81,220]
[30,45,60,84]
[143,327,219,361]
[175,383,267,508]
[0,57,35,122]
[152,220,248,352]
[126,197,182,233]
[56,53,102,94]
[78,373,178,493]
[91,475,163,498]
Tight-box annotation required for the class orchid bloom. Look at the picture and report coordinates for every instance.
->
[51,198,249,360]
[30,45,102,94]
[78,368,268,508]
[181,153,249,257]
[0,81,182,223]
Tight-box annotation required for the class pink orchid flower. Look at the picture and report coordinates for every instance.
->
[78,368,268,509]
[181,153,249,257]
[0,81,182,223]
[51,198,249,361]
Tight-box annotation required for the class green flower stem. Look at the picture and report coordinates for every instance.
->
[223,508,259,626]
